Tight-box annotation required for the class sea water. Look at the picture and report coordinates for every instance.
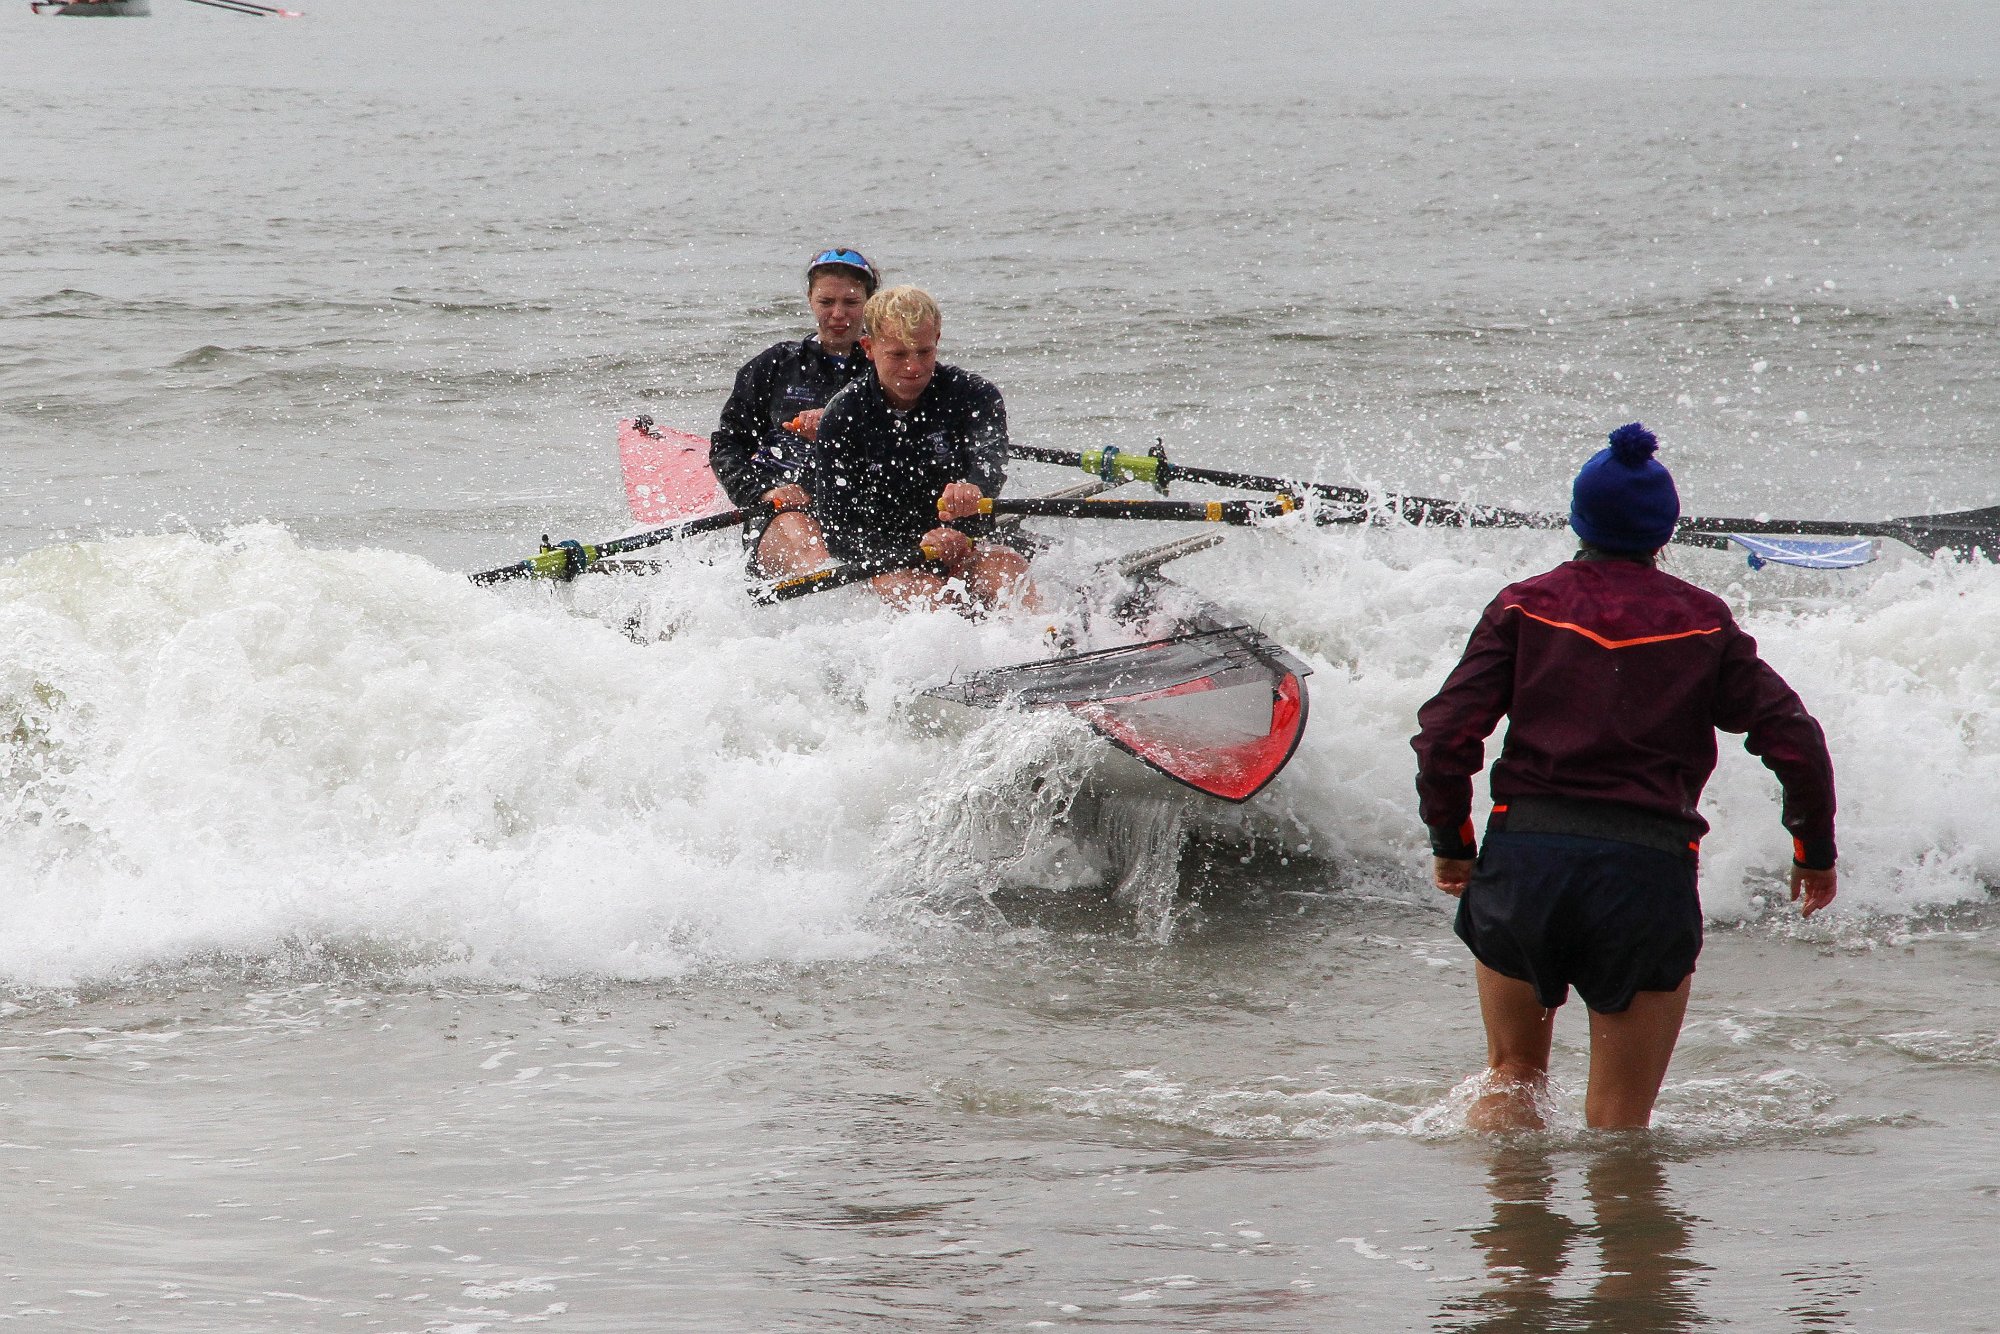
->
[2,2,1997,1329]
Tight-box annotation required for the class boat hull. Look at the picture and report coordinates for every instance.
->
[36,0,150,14]
[925,576,1311,803]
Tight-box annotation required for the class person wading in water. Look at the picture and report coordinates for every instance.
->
[1412,422,1838,1131]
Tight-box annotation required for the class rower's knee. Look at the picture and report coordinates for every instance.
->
[965,544,1034,606]
[756,512,828,577]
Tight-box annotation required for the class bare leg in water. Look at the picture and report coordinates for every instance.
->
[1468,964,1690,1131]
[1467,963,1556,1132]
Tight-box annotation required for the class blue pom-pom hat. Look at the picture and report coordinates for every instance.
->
[1569,422,1680,552]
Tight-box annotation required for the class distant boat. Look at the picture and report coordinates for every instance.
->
[30,0,303,13]
[32,0,151,13]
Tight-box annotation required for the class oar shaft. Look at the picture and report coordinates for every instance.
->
[1681,516,1882,539]
[975,496,1297,524]
[597,501,772,559]
[469,502,771,585]
[185,0,303,13]
[1009,443,1560,532]
[750,542,946,604]
[1007,442,1345,502]
[1015,440,1997,553]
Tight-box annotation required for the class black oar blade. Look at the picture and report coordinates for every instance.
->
[1892,505,2000,559]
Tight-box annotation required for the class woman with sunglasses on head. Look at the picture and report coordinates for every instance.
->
[711,247,879,574]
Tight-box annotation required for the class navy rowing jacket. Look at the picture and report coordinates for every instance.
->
[710,334,871,506]
[1412,555,1837,868]
[805,363,1008,562]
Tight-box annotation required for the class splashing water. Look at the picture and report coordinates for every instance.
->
[4,515,1999,989]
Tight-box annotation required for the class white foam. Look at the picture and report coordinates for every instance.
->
[3,520,1994,986]
[1192,518,2000,922]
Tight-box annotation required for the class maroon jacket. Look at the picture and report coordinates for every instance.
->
[1412,555,1837,868]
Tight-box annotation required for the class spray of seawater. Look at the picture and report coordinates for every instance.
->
[877,707,1101,912]
[4,517,1997,990]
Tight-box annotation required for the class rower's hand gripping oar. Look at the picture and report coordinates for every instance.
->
[1014,441,2000,559]
[745,478,1130,605]
[749,492,1290,604]
[750,491,1285,604]
[468,500,780,586]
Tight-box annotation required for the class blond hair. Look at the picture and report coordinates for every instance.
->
[863,285,941,344]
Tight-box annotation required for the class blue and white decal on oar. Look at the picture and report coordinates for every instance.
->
[1729,534,1879,570]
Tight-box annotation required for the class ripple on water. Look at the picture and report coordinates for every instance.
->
[1873,1030,2000,1065]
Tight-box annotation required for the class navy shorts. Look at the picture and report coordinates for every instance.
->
[1454,830,1703,1014]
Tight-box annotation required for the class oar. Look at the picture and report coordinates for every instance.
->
[1676,505,2000,559]
[469,502,774,586]
[1014,443,2000,558]
[749,497,1264,606]
[749,541,950,605]
[1008,443,1559,532]
[184,0,304,14]
[971,495,1304,525]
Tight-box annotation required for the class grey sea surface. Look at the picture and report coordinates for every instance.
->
[3,2,1999,1330]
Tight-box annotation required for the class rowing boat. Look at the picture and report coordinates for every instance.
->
[31,0,305,15]
[606,419,1312,803]
[925,545,1310,803]
[32,0,149,13]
